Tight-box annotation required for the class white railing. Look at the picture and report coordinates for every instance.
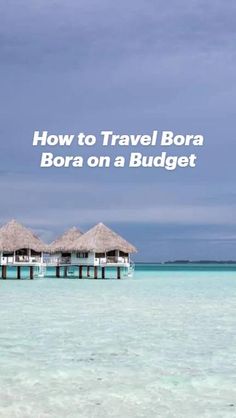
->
[15,256,42,263]
[43,256,71,265]
[1,256,130,267]
[1,257,42,265]
[96,257,130,265]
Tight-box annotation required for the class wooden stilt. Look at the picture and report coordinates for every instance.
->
[56,266,60,278]
[117,266,121,279]
[102,266,105,279]
[94,266,98,279]
[87,266,90,277]
[79,265,83,279]
[2,265,7,279]
[30,266,34,280]
[17,266,21,279]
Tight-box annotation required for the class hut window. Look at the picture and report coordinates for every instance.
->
[3,252,14,257]
[62,252,71,257]
[95,253,105,258]
[119,251,128,257]
[31,250,41,256]
[106,250,116,257]
[16,249,28,256]
[76,252,88,258]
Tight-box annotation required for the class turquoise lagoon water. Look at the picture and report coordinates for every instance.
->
[3,263,236,279]
[0,265,236,417]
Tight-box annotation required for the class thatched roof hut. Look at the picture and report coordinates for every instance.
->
[73,223,137,253]
[49,227,83,253]
[0,219,47,252]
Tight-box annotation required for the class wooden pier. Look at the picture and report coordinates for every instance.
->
[53,264,121,279]
[1,265,34,280]
[0,264,122,280]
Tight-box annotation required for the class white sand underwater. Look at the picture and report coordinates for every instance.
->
[0,269,236,418]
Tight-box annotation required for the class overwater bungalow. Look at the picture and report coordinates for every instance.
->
[47,226,83,265]
[69,222,136,278]
[0,220,47,279]
[71,222,137,267]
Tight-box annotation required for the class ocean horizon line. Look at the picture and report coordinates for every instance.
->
[135,260,236,264]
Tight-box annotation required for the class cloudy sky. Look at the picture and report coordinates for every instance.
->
[1,0,236,261]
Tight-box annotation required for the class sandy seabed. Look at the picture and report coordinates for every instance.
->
[0,269,236,418]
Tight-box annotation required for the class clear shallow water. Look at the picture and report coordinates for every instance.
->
[0,266,236,418]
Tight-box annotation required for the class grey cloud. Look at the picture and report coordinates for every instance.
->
[0,0,236,259]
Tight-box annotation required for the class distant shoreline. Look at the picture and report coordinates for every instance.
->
[135,261,236,265]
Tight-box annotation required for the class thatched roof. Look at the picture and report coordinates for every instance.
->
[72,223,137,253]
[0,220,47,252]
[49,227,83,252]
